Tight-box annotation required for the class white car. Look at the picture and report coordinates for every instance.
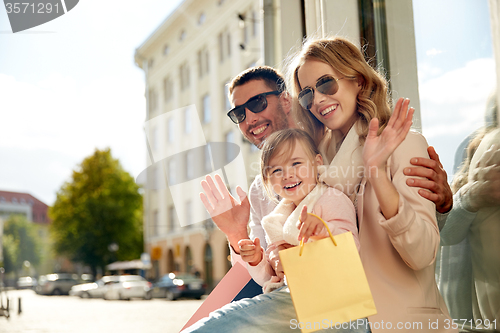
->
[69,276,119,298]
[103,275,152,300]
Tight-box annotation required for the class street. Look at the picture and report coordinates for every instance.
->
[0,289,203,333]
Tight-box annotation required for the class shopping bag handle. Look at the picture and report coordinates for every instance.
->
[299,212,337,256]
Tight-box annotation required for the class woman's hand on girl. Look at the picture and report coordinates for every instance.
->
[362,98,414,175]
[238,238,263,266]
[297,206,327,242]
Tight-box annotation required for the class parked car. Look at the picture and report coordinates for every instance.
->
[35,273,80,295]
[103,275,152,300]
[17,276,37,290]
[151,273,205,301]
[69,275,119,298]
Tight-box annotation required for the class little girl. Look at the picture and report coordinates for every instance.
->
[238,128,360,293]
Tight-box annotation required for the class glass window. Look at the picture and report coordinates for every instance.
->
[153,210,159,236]
[197,50,203,78]
[225,131,235,162]
[163,45,170,56]
[163,77,172,102]
[252,10,258,37]
[167,118,174,143]
[185,107,192,134]
[180,63,190,90]
[198,12,206,25]
[179,30,186,41]
[148,88,157,112]
[204,144,212,172]
[186,151,194,180]
[223,81,231,111]
[218,32,224,62]
[185,201,192,227]
[168,159,176,184]
[203,94,211,123]
[168,206,176,232]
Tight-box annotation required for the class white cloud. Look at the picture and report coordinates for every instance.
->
[418,57,496,177]
[426,48,443,56]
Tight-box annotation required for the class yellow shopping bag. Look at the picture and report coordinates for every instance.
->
[279,213,377,333]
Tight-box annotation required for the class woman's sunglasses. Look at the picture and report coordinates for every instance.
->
[227,91,281,124]
[298,75,346,110]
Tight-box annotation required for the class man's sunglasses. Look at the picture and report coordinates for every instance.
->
[227,91,281,124]
[298,75,346,110]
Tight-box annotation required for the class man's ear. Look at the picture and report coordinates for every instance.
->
[280,91,292,114]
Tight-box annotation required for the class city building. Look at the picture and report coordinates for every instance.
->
[0,190,54,275]
[135,0,421,289]
[135,0,263,288]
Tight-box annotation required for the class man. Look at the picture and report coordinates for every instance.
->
[201,66,453,262]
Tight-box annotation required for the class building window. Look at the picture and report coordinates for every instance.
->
[153,210,159,236]
[179,29,186,41]
[358,0,390,75]
[148,88,158,112]
[185,107,192,134]
[0,197,5,202]
[151,127,158,151]
[163,45,170,56]
[252,10,258,37]
[168,206,176,232]
[223,81,231,110]
[225,131,235,162]
[202,94,211,123]
[242,12,249,45]
[167,118,174,143]
[20,198,26,204]
[218,30,231,62]
[197,47,210,77]
[148,58,154,68]
[163,77,173,102]
[12,198,17,204]
[218,32,224,62]
[185,201,192,227]
[186,151,194,180]
[168,159,176,184]
[204,144,212,172]
[198,12,206,25]
[180,62,190,90]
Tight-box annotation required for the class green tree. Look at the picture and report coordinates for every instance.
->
[2,214,41,274]
[50,148,143,275]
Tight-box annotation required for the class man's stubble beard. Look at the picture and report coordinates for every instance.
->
[254,102,290,149]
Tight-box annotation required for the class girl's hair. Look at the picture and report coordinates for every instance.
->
[285,36,392,148]
[260,128,321,200]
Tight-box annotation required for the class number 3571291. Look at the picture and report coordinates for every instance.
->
[5,2,60,14]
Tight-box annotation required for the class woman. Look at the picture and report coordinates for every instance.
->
[287,36,455,332]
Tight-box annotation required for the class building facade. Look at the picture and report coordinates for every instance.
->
[135,0,263,288]
[0,190,54,275]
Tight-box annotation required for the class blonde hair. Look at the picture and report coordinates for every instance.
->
[260,129,321,200]
[451,92,498,193]
[285,36,392,148]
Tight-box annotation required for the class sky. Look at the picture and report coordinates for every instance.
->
[0,0,496,206]
[0,0,184,205]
